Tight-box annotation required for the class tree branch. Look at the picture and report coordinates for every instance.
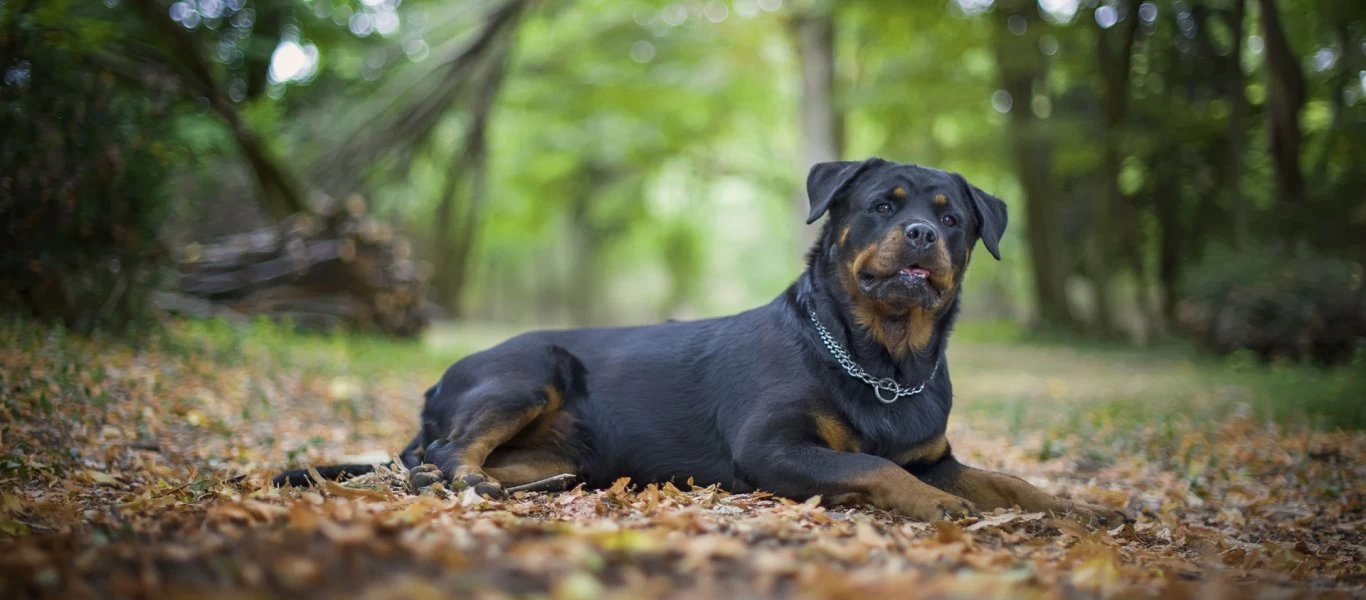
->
[125,0,307,220]
[311,0,529,195]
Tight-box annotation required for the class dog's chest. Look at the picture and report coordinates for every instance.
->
[839,385,951,463]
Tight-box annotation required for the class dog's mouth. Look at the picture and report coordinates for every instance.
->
[899,266,933,280]
[859,264,938,290]
[854,261,950,310]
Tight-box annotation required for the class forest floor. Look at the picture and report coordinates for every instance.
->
[0,317,1362,599]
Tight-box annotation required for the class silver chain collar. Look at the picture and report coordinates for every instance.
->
[806,307,940,404]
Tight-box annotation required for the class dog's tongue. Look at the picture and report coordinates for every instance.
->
[901,267,931,279]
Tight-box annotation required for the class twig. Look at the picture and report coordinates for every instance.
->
[505,473,578,494]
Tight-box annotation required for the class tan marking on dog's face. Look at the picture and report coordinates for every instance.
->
[858,226,908,276]
[934,193,947,206]
[842,237,884,292]
[892,186,908,198]
[839,227,959,358]
[838,225,851,247]
[931,241,955,292]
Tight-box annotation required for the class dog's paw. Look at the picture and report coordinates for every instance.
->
[935,497,978,520]
[1054,500,1131,529]
[900,493,977,522]
[407,464,445,492]
[451,466,504,499]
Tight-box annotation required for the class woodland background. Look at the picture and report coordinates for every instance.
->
[1,1,1365,597]
[4,0,1364,352]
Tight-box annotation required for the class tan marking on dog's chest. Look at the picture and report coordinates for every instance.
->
[813,411,861,453]
[891,435,949,467]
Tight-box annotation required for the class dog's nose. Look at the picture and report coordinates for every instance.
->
[903,221,937,249]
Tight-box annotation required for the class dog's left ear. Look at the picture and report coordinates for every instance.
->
[806,158,884,224]
[952,173,1008,261]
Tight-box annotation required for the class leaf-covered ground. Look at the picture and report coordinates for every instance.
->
[0,320,1362,599]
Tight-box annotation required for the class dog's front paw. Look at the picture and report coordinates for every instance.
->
[899,492,977,522]
[451,466,504,498]
[1053,500,1131,529]
[407,464,445,492]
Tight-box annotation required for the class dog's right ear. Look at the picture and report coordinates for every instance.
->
[805,158,883,224]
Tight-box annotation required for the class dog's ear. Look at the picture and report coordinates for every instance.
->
[805,158,883,224]
[952,173,1008,261]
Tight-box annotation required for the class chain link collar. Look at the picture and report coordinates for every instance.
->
[806,306,940,404]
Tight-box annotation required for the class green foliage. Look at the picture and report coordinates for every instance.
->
[1181,246,1365,364]
[9,0,1365,348]
[0,11,182,334]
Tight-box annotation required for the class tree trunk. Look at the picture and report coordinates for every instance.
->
[441,127,489,316]
[563,174,605,327]
[793,10,843,254]
[1257,0,1306,219]
[126,0,306,220]
[994,0,1074,329]
[1311,23,1352,186]
[1090,0,1141,336]
[431,43,512,314]
[1226,0,1249,250]
[1152,150,1182,324]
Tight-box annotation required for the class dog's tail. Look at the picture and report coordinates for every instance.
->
[272,436,422,487]
[272,463,382,487]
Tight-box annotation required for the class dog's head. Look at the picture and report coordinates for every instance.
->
[806,158,1007,357]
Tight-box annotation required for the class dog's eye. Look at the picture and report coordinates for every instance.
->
[940,214,959,227]
[874,202,894,214]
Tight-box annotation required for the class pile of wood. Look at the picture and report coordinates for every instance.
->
[170,195,437,337]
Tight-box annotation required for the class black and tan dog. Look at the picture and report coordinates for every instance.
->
[277,158,1125,525]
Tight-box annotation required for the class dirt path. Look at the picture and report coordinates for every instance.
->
[0,321,1361,598]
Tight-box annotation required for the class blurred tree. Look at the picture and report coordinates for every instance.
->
[119,0,307,219]
[1257,0,1307,216]
[1,0,179,332]
[1089,0,1141,336]
[791,0,843,252]
[428,2,524,312]
[7,0,1362,354]
[993,0,1076,330]
[1225,0,1249,250]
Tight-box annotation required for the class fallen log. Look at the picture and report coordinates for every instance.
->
[172,197,431,337]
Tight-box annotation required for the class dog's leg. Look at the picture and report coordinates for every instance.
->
[740,443,977,522]
[912,448,1128,527]
[421,384,567,497]
[483,446,578,491]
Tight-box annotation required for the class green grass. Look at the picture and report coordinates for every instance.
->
[946,315,1365,431]
[6,313,1360,434]
[167,316,462,382]
[948,335,1365,478]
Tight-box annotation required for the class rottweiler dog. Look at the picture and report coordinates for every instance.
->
[276,158,1125,525]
